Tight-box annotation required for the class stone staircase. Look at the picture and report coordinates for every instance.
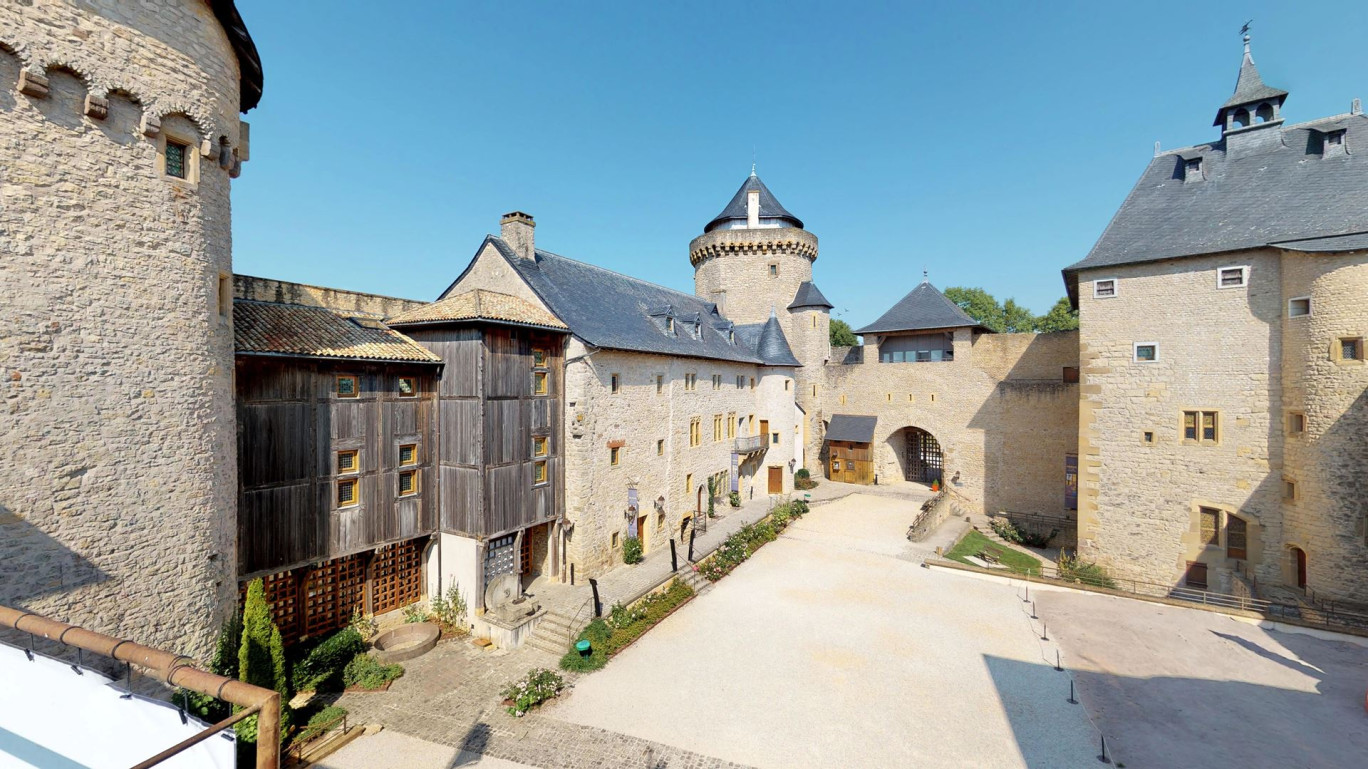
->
[678,564,714,597]
[524,610,582,657]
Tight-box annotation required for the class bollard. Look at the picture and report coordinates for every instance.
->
[688,527,696,562]
[1068,679,1078,704]
[1055,649,1062,672]
[1100,735,1111,764]
[1031,600,1037,619]
[1042,622,1048,641]
[1024,584,1029,603]
[670,539,678,572]
[589,578,602,618]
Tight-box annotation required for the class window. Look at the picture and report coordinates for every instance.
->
[1327,130,1346,147]
[771,432,779,445]
[1288,297,1312,317]
[611,374,621,393]
[749,377,755,390]
[1093,279,1117,299]
[839,394,847,405]
[1283,478,1297,502]
[610,446,621,466]
[690,417,701,447]
[666,317,675,334]
[1184,561,1208,589]
[398,444,417,466]
[784,379,791,391]
[1063,366,1080,383]
[886,393,892,402]
[768,263,778,278]
[532,371,548,395]
[1287,412,1305,435]
[164,140,188,179]
[1227,517,1247,560]
[532,348,548,367]
[656,374,664,394]
[713,415,723,442]
[336,450,359,474]
[397,376,417,397]
[533,460,548,485]
[684,373,697,391]
[1337,337,1363,362]
[1134,343,1158,362]
[1142,431,1154,444]
[736,375,745,388]
[336,375,358,398]
[337,478,358,508]
[217,273,231,320]
[656,439,664,456]
[1199,507,1220,546]
[398,470,418,496]
[1184,158,1203,180]
[812,315,818,328]
[726,412,736,439]
[533,436,549,457]
[1217,266,1248,289]
[612,532,620,549]
[907,394,914,402]
[684,473,692,496]
[1183,411,1218,444]
[712,374,722,390]
[813,385,819,397]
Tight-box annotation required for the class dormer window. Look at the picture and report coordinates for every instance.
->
[1323,129,1347,157]
[666,317,675,334]
[1183,157,1203,182]
[1327,130,1345,146]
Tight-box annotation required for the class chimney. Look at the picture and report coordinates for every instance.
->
[500,211,535,260]
[746,190,760,228]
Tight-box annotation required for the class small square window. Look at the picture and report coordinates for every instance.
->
[1287,412,1305,435]
[1326,130,1345,147]
[337,478,358,508]
[610,446,621,466]
[611,374,621,393]
[533,460,548,485]
[1283,478,1297,501]
[612,532,621,549]
[768,263,778,278]
[398,470,418,496]
[399,444,417,467]
[1093,279,1117,299]
[1217,266,1248,288]
[1143,431,1154,444]
[1134,343,1157,362]
[656,439,664,456]
[164,140,188,179]
[398,377,417,397]
[533,436,549,457]
[1063,366,1080,383]
[1338,337,1362,362]
[1288,297,1312,317]
[532,348,548,368]
[337,450,358,474]
[784,380,791,391]
[532,371,548,395]
[337,375,358,398]
[770,432,779,445]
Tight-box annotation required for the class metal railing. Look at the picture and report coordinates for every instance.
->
[0,604,281,769]
[288,711,349,763]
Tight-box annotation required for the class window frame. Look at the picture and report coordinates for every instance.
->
[533,460,548,486]
[336,375,359,398]
[398,443,418,467]
[532,370,548,396]
[610,373,621,394]
[336,449,359,475]
[1226,516,1248,560]
[656,439,664,456]
[1216,265,1249,289]
[1133,342,1159,363]
[398,469,419,497]
[532,347,548,368]
[1182,410,1220,445]
[1092,278,1118,299]
[336,478,359,508]
[1286,411,1306,436]
[1198,506,1221,547]
[533,435,549,458]
[689,417,701,447]
[767,263,779,278]
[397,376,418,397]
[610,446,621,466]
[1335,336,1363,364]
[1288,296,1312,318]
[1282,477,1297,502]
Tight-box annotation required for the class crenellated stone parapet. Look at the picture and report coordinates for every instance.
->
[688,227,819,267]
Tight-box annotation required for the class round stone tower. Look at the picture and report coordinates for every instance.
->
[0,1,261,661]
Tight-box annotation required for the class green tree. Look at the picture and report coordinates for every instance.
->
[829,318,858,347]
[237,578,291,743]
[1035,297,1080,332]
[943,287,1005,332]
[1001,299,1036,333]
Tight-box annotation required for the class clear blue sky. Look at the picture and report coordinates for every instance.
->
[232,1,1368,327]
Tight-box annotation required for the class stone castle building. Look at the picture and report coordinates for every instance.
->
[0,0,261,660]
[1068,35,1368,603]
[2,3,1364,661]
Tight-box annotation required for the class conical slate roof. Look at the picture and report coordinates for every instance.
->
[704,173,804,233]
[755,310,801,366]
[1214,38,1287,126]
[787,281,834,310]
[854,282,982,335]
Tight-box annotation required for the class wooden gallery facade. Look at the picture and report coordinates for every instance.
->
[233,290,569,644]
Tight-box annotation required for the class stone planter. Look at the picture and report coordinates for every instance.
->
[371,622,439,664]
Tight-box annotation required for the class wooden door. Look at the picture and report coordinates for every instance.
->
[768,466,782,494]
[1294,548,1307,588]
[636,515,648,554]
[759,419,769,439]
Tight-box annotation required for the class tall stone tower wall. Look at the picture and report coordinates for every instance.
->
[0,1,245,660]
[690,227,818,330]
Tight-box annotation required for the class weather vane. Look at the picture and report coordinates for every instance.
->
[1240,19,1252,39]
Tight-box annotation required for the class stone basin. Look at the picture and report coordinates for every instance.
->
[371,622,439,664]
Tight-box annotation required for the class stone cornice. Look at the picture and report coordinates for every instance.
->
[688,227,819,267]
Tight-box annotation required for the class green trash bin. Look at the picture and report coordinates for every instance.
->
[576,639,591,657]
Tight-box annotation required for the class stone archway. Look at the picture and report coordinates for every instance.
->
[890,426,944,484]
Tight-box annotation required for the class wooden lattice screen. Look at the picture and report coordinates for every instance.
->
[371,539,423,615]
[258,570,300,646]
[300,553,367,640]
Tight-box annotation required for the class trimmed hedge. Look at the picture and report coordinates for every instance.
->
[292,626,365,693]
[343,654,405,690]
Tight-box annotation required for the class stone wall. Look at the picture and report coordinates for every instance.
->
[820,330,1078,516]
[0,1,246,661]
[234,274,425,318]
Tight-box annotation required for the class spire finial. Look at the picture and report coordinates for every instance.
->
[923,267,928,283]
[1241,19,1252,51]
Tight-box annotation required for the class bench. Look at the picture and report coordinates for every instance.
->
[978,544,1005,565]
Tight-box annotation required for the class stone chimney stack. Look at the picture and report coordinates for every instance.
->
[746,190,760,228]
[501,211,535,260]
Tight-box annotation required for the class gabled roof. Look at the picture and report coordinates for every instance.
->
[854,282,982,335]
[1215,41,1287,124]
[473,238,767,365]
[1065,112,1368,281]
[387,289,567,331]
[825,414,877,444]
[234,300,440,363]
[734,311,801,367]
[704,173,804,233]
[787,281,834,310]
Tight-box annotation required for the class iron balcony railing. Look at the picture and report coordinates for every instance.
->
[733,435,766,454]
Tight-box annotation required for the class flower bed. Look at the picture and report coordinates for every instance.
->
[698,499,808,582]
[502,668,566,716]
[560,579,695,672]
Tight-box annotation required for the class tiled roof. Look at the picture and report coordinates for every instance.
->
[734,312,801,367]
[1065,112,1368,279]
[854,282,982,335]
[825,414,877,444]
[387,289,567,330]
[787,281,834,310]
[704,173,804,233]
[234,300,440,363]
[479,239,769,365]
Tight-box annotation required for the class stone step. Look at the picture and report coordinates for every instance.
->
[525,633,567,656]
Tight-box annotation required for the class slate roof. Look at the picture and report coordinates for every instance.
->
[854,282,983,335]
[733,312,801,367]
[1065,112,1368,284]
[387,289,567,330]
[234,300,440,363]
[1216,43,1286,124]
[787,281,834,310]
[825,414,877,444]
[474,239,770,365]
[704,173,804,233]
[211,1,263,112]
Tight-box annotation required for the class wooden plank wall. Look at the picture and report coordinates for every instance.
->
[236,358,439,577]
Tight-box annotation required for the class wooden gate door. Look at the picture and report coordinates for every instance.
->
[371,539,423,615]
[768,466,783,494]
[905,428,944,484]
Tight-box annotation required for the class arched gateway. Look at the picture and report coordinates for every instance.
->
[899,427,943,484]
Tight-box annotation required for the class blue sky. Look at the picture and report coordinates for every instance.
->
[232,1,1368,327]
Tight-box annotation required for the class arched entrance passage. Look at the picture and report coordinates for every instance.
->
[895,427,943,484]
